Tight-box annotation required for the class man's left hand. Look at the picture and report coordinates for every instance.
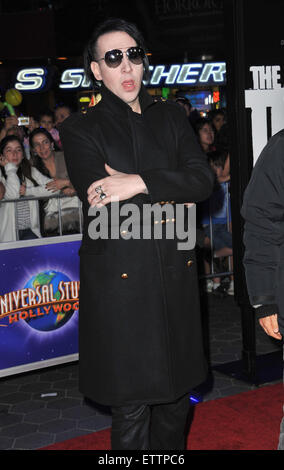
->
[259,314,282,340]
[87,164,147,207]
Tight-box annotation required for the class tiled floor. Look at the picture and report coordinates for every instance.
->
[0,363,112,450]
[0,293,282,450]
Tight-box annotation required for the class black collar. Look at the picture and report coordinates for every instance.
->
[99,82,155,116]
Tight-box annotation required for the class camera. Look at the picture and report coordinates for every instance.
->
[18,117,30,126]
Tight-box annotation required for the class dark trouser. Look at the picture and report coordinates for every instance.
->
[111,392,191,450]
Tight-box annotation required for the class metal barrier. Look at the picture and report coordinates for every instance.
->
[0,193,83,241]
[199,181,233,280]
[0,188,234,281]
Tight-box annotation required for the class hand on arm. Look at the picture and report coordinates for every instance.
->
[87,163,148,207]
[45,178,70,192]
[0,116,19,141]
[0,155,8,167]
[62,187,76,196]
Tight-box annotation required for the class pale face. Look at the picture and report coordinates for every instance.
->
[2,140,24,166]
[40,115,54,131]
[199,123,214,148]
[32,133,53,160]
[213,113,225,132]
[91,31,144,113]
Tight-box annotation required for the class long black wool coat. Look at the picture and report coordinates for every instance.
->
[60,83,214,407]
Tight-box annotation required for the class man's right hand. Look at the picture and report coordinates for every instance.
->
[259,314,282,340]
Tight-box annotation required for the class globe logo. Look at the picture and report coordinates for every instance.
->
[23,270,78,332]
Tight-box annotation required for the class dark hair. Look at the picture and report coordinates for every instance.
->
[54,103,73,114]
[175,96,192,109]
[29,127,60,177]
[0,135,38,186]
[208,109,226,130]
[29,127,58,149]
[193,118,214,136]
[84,17,149,88]
[209,109,225,119]
[39,109,55,122]
[207,149,228,169]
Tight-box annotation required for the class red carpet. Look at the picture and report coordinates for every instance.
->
[42,383,283,450]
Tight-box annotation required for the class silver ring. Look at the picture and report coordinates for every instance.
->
[99,192,107,200]
[95,185,103,194]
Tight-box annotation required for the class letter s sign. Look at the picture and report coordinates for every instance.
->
[15,68,46,91]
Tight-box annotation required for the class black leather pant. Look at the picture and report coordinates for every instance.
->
[111,392,191,450]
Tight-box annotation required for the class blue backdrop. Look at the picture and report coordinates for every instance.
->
[0,241,80,374]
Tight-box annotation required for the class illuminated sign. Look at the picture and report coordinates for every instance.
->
[60,69,91,89]
[15,67,46,91]
[213,91,220,103]
[14,62,226,92]
[146,62,226,86]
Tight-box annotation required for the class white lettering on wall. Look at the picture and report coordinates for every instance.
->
[15,68,45,91]
[245,65,284,164]
[14,63,227,92]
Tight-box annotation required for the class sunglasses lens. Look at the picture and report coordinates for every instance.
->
[103,47,145,67]
[127,47,145,64]
[105,50,123,68]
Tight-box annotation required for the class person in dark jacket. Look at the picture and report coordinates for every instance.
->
[242,130,284,450]
[59,18,214,451]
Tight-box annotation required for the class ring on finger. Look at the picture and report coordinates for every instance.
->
[95,185,103,194]
[99,192,107,200]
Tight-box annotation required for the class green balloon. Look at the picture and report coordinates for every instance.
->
[4,102,16,116]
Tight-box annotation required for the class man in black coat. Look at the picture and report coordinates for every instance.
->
[242,130,284,450]
[60,18,214,450]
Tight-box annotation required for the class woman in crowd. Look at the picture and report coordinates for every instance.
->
[209,109,226,134]
[194,118,215,154]
[209,109,227,148]
[29,128,80,235]
[0,135,58,242]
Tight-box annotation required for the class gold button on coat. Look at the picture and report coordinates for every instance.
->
[187,260,193,267]
[121,273,128,279]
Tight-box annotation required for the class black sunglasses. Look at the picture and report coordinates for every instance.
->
[97,47,145,68]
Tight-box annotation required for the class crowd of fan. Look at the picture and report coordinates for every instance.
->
[175,96,233,295]
[0,104,80,242]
